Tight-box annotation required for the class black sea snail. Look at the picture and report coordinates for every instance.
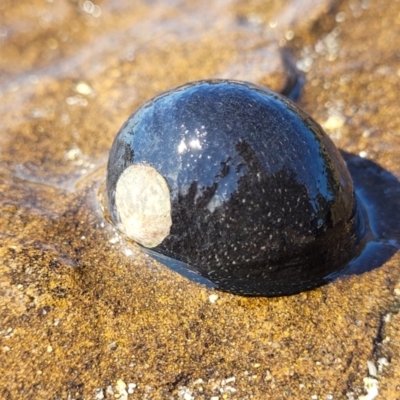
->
[106,80,366,296]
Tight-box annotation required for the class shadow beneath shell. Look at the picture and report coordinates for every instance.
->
[326,151,400,280]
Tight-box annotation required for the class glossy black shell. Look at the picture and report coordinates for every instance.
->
[106,80,365,296]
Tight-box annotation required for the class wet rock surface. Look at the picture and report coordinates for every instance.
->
[1,0,400,399]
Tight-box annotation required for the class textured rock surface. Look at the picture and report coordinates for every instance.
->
[1,0,400,399]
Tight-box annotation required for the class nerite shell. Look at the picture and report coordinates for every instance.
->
[106,80,365,296]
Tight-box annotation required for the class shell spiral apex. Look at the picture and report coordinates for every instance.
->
[106,79,366,296]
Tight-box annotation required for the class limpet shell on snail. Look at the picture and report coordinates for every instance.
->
[106,80,367,296]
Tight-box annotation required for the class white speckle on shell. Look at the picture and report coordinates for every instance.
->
[115,164,172,248]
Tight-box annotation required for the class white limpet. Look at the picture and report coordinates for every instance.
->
[115,164,172,248]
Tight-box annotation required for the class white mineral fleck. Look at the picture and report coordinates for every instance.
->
[75,82,93,95]
[127,383,136,394]
[358,377,379,400]
[377,357,389,372]
[322,114,346,131]
[359,151,368,158]
[106,385,114,395]
[367,360,377,376]
[65,147,81,160]
[116,379,126,390]
[66,95,88,106]
[177,386,193,400]
[109,236,119,244]
[116,379,128,400]
[383,314,391,323]
[225,386,237,393]
[335,11,346,23]
[94,388,105,400]
[209,294,219,303]
[362,129,372,138]
[124,248,133,257]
